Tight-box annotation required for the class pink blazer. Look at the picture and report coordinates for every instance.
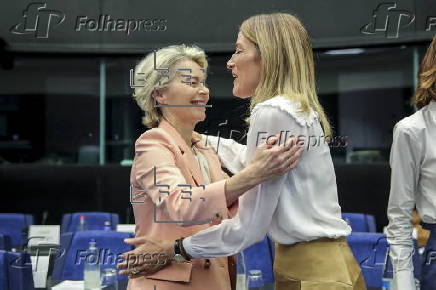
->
[128,120,238,290]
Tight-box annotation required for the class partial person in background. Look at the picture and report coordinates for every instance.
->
[126,44,302,290]
[386,36,436,290]
[119,13,366,290]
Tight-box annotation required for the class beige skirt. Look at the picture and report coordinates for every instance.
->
[274,237,367,290]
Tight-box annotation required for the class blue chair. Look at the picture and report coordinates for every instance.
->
[52,230,133,281]
[242,236,275,283]
[61,212,119,233]
[0,214,34,248]
[342,213,377,233]
[347,233,388,288]
[0,235,11,251]
[0,250,35,290]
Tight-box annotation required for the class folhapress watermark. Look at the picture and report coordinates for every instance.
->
[76,15,167,35]
[74,248,150,266]
[361,2,436,38]
[10,2,65,38]
[425,250,436,266]
[256,131,349,151]
[10,2,167,38]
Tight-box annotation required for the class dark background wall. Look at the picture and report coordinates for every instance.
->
[1,0,435,53]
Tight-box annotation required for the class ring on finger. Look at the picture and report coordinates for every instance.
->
[130,267,141,275]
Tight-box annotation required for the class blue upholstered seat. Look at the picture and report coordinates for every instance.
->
[242,236,275,283]
[0,250,34,290]
[0,214,34,248]
[52,230,133,281]
[347,233,388,287]
[342,213,377,233]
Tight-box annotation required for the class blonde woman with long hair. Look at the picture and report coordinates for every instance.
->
[386,37,436,290]
[119,13,366,289]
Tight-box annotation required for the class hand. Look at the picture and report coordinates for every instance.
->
[249,134,303,183]
[117,237,174,278]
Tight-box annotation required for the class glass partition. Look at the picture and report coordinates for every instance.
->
[0,43,429,165]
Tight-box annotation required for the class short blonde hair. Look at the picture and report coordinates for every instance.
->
[133,45,208,128]
[240,13,332,137]
[411,37,436,109]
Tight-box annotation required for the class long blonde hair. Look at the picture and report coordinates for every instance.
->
[241,13,332,136]
[411,37,436,109]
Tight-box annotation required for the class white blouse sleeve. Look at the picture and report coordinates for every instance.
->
[201,134,247,174]
[386,122,422,290]
[183,106,304,258]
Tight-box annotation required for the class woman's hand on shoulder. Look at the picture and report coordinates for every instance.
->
[249,134,304,183]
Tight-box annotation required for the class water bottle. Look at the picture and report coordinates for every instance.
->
[103,221,111,231]
[84,239,101,290]
[236,252,247,290]
[247,269,264,290]
[77,215,88,231]
[100,268,118,290]
[382,250,393,290]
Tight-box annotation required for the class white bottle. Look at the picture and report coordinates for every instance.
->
[236,252,247,290]
[84,239,101,290]
[103,221,111,231]
[77,215,88,231]
[247,269,264,290]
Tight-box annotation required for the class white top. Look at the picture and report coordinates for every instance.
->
[386,100,436,290]
[183,96,351,258]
